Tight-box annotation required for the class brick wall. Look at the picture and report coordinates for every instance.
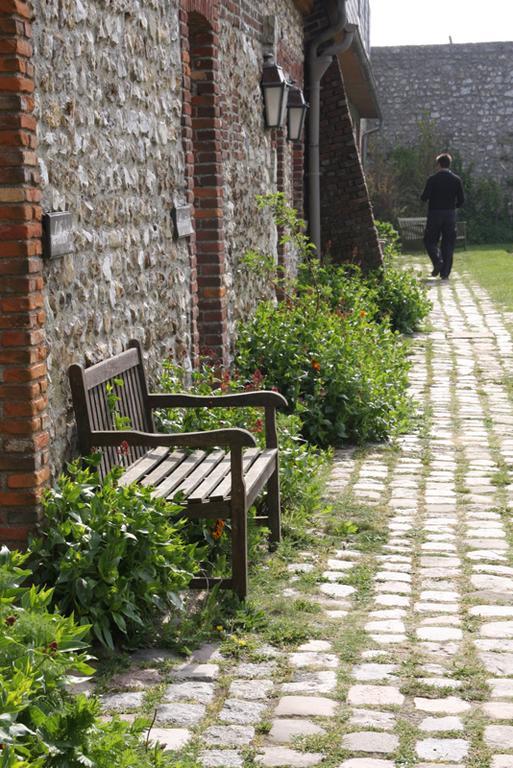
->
[305,0,382,270]
[318,57,382,269]
[0,0,49,545]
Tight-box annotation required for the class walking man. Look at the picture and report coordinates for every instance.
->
[421,153,464,279]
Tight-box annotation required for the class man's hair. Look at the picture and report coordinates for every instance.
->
[436,153,452,168]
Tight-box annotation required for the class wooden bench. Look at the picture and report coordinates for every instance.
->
[68,340,287,599]
[397,217,467,251]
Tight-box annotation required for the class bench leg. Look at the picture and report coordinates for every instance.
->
[231,503,248,600]
[230,446,248,600]
[267,464,281,546]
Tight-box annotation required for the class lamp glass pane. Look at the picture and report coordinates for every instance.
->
[264,85,285,128]
[288,108,304,141]
[278,86,288,127]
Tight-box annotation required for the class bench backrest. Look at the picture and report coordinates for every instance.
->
[68,340,155,478]
[397,218,426,241]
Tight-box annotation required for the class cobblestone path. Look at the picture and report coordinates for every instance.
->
[93,275,513,767]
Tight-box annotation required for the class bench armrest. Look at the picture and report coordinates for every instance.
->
[146,391,288,410]
[90,428,257,449]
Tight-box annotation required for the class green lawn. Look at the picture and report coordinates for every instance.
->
[457,243,513,310]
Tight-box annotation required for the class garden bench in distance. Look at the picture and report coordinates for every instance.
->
[68,340,287,599]
[397,217,467,251]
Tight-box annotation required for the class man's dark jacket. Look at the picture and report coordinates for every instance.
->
[421,169,464,211]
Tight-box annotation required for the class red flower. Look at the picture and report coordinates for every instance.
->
[252,369,264,388]
[46,641,58,655]
[212,519,225,540]
[117,440,129,456]
[311,359,321,372]
[253,418,263,433]
[220,370,231,392]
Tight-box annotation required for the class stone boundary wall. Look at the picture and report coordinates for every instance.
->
[371,42,513,183]
[0,1,49,547]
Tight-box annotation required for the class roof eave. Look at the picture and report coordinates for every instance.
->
[337,27,382,119]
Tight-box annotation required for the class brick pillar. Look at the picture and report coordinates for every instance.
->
[179,8,200,367]
[190,18,227,365]
[180,0,227,366]
[0,0,49,547]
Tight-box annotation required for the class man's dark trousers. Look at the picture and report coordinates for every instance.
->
[423,209,457,278]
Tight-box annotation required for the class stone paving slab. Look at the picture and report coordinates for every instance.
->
[256,747,324,767]
[147,728,192,751]
[269,719,326,743]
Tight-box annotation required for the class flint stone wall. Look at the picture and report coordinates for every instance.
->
[32,0,303,475]
[371,42,513,183]
[219,0,304,344]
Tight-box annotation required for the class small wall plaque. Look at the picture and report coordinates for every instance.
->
[173,205,194,238]
[42,212,74,259]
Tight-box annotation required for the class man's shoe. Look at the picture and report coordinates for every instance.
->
[440,275,449,280]
[431,263,442,277]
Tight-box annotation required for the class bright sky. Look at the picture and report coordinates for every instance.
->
[370,0,513,47]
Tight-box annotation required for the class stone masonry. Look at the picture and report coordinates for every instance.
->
[29,0,305,474]
[371,42,513,183]
[74,261,513,767]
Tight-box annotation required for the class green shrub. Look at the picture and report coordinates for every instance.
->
[370,260,432,334]
[236,293,410,447]
[0,548,177,766]
[156,361,329,541]
[29,464,201,649]
[374,219,401,258]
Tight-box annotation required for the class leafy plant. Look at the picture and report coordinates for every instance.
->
[236,292,410,447]
[370,223,432,334]
[29,463,202,649]
[0,548,178,766]
[105,378,132,430]
[234,197,418,447]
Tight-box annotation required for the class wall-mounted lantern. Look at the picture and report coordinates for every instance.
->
[261,53,289,129]
[287,84,309,142]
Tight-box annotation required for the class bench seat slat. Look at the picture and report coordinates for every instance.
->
[245,449,278,508]
[187,453,232,503]
[118,446,170,487]
[209,448,261,501]
[141,449,188,487]
[171,450,226,499]
[152,449,207,499]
